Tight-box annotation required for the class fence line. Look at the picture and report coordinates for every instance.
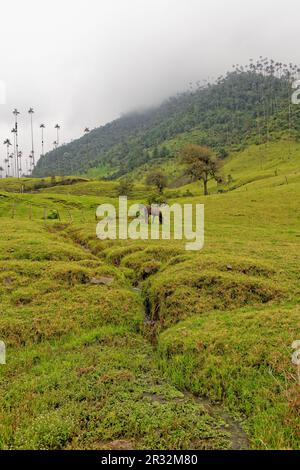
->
[0,197,91,224]
[0,192,100,226]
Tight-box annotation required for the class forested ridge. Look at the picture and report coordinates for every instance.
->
[33,59,300,178]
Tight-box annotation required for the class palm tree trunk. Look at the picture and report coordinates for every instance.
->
[13,132,17,178]
[31,113,35,167]
[42,128,44,156]
[15,122,19,179]
[6,145,10,177]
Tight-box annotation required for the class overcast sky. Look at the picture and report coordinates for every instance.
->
[0,0,299,171]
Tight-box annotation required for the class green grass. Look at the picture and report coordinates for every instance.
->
[84,164,117,179]
[179,138,300,195]
[157,303,300,449]
[0,176,89,193]
[1,326,232,450]
[0,219,232,450]
[109,137,300,199]
[0,138,300,449]
[61,172,300,449]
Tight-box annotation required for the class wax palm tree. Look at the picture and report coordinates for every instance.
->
[4,158,9,178]
[54,124,60,146]
[25,156,30,176]
[84,127,90,169]
[3,139,12,177]
[40,124,45,157]
[29,152,34,173]
[3,139,12,156]
[0,166,3,178]
[28,108,35,168]
[13,109,20,178]
[18,150,22,177]
[11,128,17,178]
[53,139,59,174]
[9,154,14,171]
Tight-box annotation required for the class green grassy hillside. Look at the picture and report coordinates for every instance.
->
[0,138,300,449]
[125,137,300,194]
[11,137,299,200]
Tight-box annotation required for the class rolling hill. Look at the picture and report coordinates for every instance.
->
[1,141,300,448]
[33,59,300,179]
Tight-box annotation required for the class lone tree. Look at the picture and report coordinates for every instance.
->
[182,144,221,196]
[146,171,168,194]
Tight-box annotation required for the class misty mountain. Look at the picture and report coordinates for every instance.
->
[33,60,300,178]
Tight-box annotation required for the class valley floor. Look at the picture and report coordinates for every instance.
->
[0,174,300,449]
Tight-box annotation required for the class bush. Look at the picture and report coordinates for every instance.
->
[117,179,133,196]
[47,210,59,220]
[182,189,194,198]
[147,192,168,206]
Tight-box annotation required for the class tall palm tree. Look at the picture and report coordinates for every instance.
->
[54,124,60,146]
[53,139,59,174]
[11,127,17,176]
[4,158,9,178]
[3,138,12,176]
[13,109,20,178]
[25,156,29,176]
[11,128,17,178]
[9,154,14,176]
[0,166,3,179]
[18,150,22,177]
[28,152,33,174]
[84,127,90,171]
[40,124,45,157]
[28,108,35,168]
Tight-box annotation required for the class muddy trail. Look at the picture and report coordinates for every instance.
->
[57,226,251,450]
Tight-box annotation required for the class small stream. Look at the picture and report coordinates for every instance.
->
[132,284,250,450]
[67,229,250,450]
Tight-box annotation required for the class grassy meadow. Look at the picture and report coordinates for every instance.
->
[0,141,299,449]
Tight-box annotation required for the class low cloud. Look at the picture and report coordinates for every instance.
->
[0,0,299,168]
